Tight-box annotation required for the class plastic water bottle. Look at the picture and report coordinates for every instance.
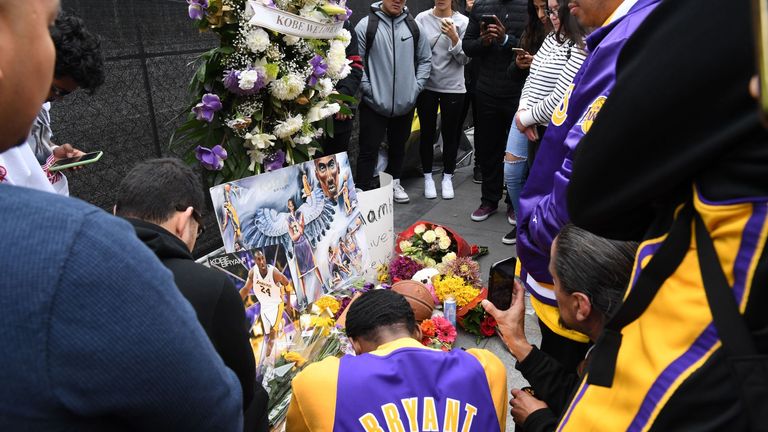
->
[444,295,457,328]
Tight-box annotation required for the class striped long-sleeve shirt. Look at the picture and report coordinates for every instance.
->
[517,33,587,127]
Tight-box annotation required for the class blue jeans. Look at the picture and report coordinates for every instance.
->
[504,127,529,219]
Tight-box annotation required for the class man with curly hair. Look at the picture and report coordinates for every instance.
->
[0,10,104,194]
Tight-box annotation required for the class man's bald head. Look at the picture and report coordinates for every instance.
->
[0,0,60,151]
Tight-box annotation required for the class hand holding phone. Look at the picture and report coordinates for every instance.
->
[48,151,103,171]
[482,271,532,360]
[480,14,497,26]
[512,47,530,56]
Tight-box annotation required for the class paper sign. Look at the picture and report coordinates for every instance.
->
[357,172,394,281]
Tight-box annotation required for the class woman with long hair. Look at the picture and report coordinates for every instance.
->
[501,0,587,246]
[414,0,470,200]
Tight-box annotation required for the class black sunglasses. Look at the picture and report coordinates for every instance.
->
[177,206,205,237]
[545,7,558,17]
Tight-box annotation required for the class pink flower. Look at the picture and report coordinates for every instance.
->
[432,316,457,344]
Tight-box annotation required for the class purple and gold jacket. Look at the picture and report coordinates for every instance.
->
[517,0,661,305]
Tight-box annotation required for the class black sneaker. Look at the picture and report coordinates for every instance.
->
[473,166,482,184]
[502,227,517,245]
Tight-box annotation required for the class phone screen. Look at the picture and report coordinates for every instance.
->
[488,257,516,310]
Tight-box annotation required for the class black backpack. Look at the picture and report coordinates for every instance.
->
[364,10,420,72]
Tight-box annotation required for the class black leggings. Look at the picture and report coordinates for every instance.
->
[416,90,465,175]
[355,102,414,190]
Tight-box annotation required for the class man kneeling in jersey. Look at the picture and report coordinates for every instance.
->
[286,289,507,431]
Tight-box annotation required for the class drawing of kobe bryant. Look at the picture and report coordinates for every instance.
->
[241,190,335,311]
[220,183,246,251]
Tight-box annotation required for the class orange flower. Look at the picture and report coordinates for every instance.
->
[420,320,437,337]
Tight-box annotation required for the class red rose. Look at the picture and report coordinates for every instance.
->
[479,315,496,337]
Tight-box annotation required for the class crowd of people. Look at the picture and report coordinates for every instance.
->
[1,0,766,430]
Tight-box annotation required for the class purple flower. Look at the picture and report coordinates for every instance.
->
[388,255,424,282]
[195,145,227,171]
[192,93,222,123]
[187,0,208,20]
[264,149,286,172]
[307,55,328,86]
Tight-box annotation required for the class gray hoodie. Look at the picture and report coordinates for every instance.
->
[355,1,432,117]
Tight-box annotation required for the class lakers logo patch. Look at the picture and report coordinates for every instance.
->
[551,84,574,127]
[578,96,607,134]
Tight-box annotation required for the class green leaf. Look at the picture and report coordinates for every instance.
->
[328,93,357,104]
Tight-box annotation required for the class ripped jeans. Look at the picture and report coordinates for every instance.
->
[504,126,529,221]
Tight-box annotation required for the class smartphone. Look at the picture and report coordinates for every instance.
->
[480,14,497,26]
[512,47,529,56]
[752,0,768,125]
[48,151,103,171]
[487,256,516,310]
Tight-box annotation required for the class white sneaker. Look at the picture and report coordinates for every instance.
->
[441,174,454,200]
[424,175,437,199]
[393,179,410,203]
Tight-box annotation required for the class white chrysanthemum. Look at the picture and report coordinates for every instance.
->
[294,134,313,145]
[245,27,270,53]
[414,224,427,234]
[423,230,437,243]
[326,40,351,79]
[306,101,340,123]
[283,34,300,46]
[244,128,277,149]
[316,77,334,98]
[442,252,457,263]
[336,29,352,47]
[269,74,305,100]
[273,114,304,139]
[239,69,262,90]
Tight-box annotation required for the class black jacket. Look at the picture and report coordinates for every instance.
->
[128,219,268,432]
[515,346,583,432]
[462,0,527,99]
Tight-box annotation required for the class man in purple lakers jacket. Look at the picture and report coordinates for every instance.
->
[515,0,660,371]
[286,289,507,431]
